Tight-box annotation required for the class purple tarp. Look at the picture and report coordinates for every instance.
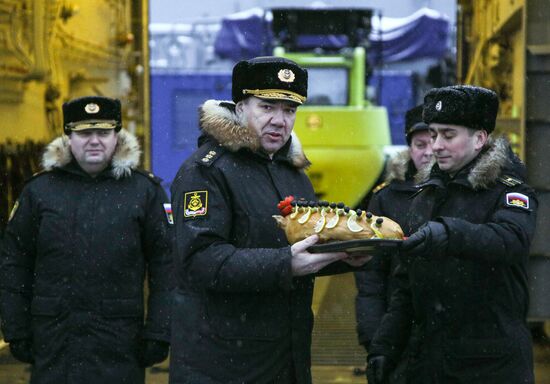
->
[214,7,450,64]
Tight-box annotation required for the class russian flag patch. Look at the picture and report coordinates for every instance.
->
[163,203,174,224]
[506,192,529,210]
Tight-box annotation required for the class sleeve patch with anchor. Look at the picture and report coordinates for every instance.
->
[184,191,208,217]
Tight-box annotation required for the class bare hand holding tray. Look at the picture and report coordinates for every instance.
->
[307,238,403,254]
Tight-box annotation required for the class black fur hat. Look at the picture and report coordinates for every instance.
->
[423,85,499,133]
[63,96,122,134]
[405,105,429,145]
[232,56,308,105]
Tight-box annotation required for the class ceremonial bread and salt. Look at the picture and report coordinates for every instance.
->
[273,196,404,254]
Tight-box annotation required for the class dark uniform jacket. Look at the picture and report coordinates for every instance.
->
[355,151,417,384]
[0,129,173,384]
[369,137,537,384]
[169,100,348,384]
[355,150,417,349]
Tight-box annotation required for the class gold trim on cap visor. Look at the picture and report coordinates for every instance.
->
[68,120,118,131]
[242,88,306,104]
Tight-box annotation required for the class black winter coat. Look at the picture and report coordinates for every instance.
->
[355,150,417,349]
[369,138,537,384]
[169,100,350,384]
[0,130,173,384]
[355,151,417,384]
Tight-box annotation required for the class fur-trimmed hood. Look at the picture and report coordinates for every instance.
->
[416,136,516,189]
[385,150,412,183]
[41,128,141,179]
[198,99,310,169]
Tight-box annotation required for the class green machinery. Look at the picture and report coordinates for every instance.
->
[271,8,391,208]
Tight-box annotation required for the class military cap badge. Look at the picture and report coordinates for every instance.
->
[278,69,295,83]
[85,103,100,114]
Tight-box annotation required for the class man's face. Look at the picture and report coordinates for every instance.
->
[69,129,118,175]
[429,123,487,174]
[237,97,297,154]
[409,130,433,170]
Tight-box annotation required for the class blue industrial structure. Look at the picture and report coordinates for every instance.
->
[151,73,232,192]
[151,70,417,192]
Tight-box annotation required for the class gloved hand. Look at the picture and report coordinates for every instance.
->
[138,339,169,367]
[9,338,34,364]
[366,355,391,384]
[402,221,448,259]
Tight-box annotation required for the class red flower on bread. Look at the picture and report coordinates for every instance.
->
[277,196,295,216]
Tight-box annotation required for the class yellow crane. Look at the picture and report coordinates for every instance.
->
[458,0,550,323]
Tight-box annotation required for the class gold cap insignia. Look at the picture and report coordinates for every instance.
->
[278,69,295,83]
[85,103,100,114]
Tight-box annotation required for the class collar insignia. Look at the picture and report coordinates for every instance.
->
[8,200,19,222]
[499,175,523,187]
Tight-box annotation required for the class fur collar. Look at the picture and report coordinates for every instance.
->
[385,150,411,183]
[416,136,510,189]
[199,99,310,169]
[41,128,141,179]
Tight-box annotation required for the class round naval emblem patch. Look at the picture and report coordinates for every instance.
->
[435,100,443,111]
[278,69,295,83]
[85,103,100,114]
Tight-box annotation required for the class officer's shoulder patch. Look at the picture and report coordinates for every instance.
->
[32,170,47,178]
[8,200,19,222]
[498,175,524,187]
[195,145,225,167]
[134,169,162,185]
[184,190,208,218]
[506,192,530,210]
[25,169,51,184]
[372,181,389,194]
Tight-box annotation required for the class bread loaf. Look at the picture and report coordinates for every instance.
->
[273,196,404,245]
